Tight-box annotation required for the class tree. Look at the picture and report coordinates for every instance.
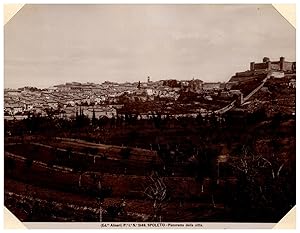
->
[188,145,219,207]
[143,171,167,221]
[92,108,97,126]
[271,112,283,129]
[152,112,162,129]
[66,147,72,160]
[78,172,109,221]
[96,178,104,222]
[106,199,127,220]
[228,148,295,221]
[196,113,203,125]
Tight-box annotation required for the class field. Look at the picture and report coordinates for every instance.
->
[4,136,239,222]
[4,110,296,222]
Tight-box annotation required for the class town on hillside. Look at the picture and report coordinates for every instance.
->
[4,57,296,121]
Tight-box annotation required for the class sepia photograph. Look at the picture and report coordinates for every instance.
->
[3,3,296,228]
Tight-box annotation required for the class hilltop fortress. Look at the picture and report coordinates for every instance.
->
[229,57,296,85]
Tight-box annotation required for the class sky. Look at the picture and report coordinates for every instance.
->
[4,4,296,89]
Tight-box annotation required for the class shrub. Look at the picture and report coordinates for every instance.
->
[120,147,131,159]
[5,158,16,173]
[25,158,33,168]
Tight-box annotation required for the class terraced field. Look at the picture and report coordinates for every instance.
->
[4,138,234,222]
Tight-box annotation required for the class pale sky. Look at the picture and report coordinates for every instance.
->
[4,4,296,88]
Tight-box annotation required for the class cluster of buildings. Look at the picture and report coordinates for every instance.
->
[4,57,296,120]
[4,77,226,119]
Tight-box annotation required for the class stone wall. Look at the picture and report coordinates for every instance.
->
[253,62,269,70]
[282,61,294,71]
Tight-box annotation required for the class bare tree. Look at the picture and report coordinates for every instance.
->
[78,172,106,222]
[229,147,286,183]
[143,171,167,221]
[228,146,293,216]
